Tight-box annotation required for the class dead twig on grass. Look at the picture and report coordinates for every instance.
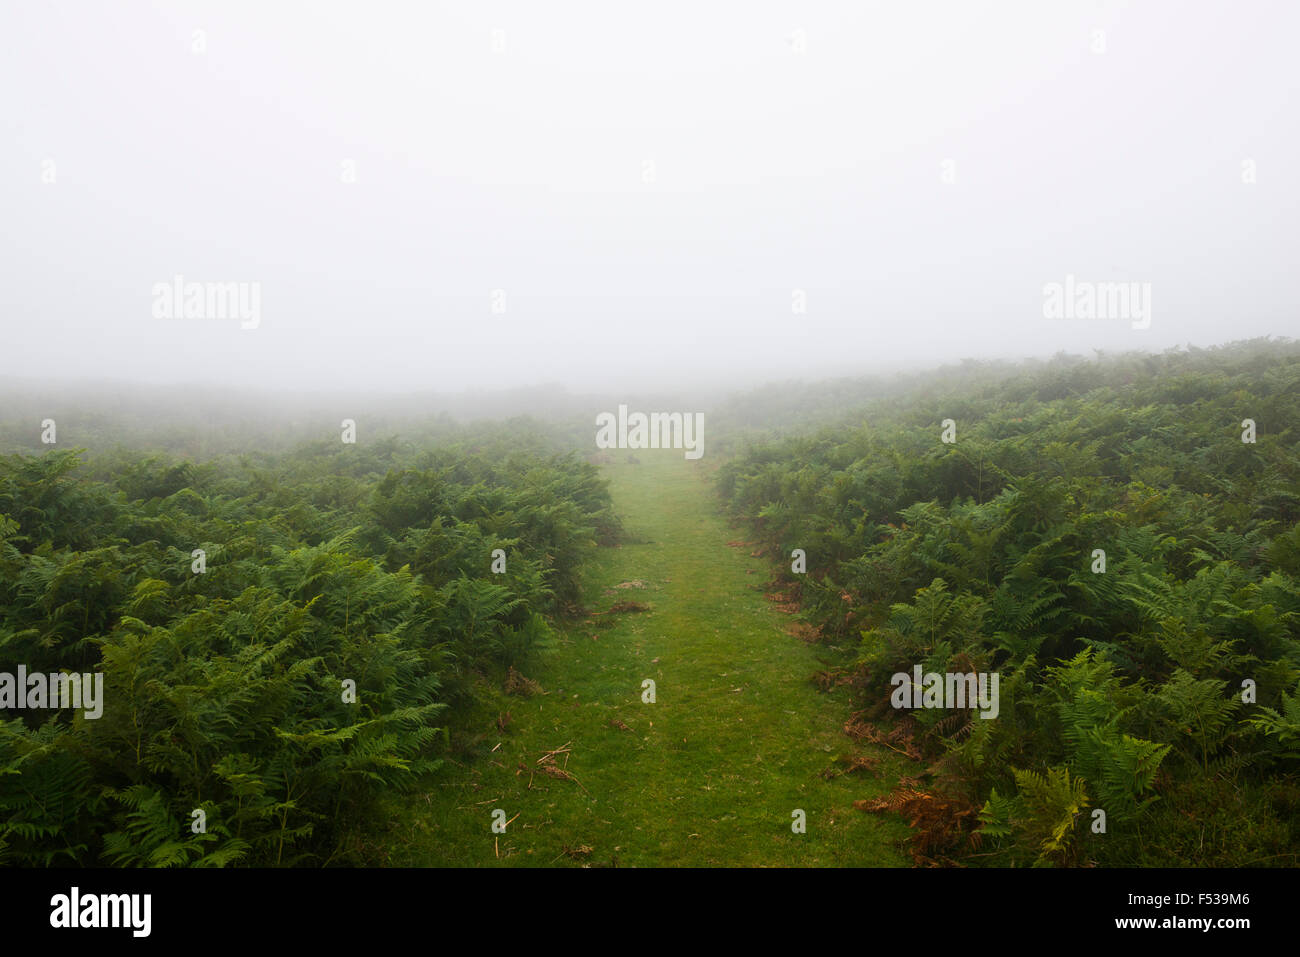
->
[536,741,573,764]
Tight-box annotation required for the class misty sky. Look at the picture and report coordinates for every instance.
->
[4,1,1298,394]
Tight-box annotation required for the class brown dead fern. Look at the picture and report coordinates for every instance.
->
[504,667,543,697]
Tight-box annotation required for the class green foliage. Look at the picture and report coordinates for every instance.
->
[720,341,1300,865]
[0,425,613,866]
[1011,766,1090,866]
[1249,679,1300,758]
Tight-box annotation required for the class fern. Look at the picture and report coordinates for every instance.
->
[1248,679,1300,758]
[1012,765,1090,866]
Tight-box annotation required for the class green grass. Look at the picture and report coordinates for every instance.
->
[382,451,908,866]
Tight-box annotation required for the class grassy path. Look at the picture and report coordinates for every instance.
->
[388,451,908,866]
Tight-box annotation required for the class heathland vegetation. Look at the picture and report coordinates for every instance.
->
[3,339,1298,867]
[718,340,1300,865]
[0,423,615,865]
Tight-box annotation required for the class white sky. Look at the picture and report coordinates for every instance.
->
[3,1,1298,394]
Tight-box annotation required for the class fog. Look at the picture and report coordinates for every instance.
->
[4,1,1297,396]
